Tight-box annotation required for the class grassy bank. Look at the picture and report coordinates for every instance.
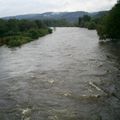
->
[0,28,52,47]
[0,19,52,47]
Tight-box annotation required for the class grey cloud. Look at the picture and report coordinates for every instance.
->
[0,0,117,17]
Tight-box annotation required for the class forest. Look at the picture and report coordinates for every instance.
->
[78,0,120,42]
[0,19,52,47]
[97,0,120,41]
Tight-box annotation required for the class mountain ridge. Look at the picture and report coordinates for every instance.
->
[2,11,108,22]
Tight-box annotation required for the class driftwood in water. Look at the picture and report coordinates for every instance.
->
[89,82,107,96]
[89,81,120,100]
[89,82,105,92]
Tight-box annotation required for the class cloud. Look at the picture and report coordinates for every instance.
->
[0,0,117,17]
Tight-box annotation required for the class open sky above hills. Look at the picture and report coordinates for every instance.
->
[0,0,117,17]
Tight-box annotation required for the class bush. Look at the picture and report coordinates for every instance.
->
[87,22,96,30]
[28,29,40,39]
[0,19,53,47]
[5,36,32,47]
[48,28,52,33]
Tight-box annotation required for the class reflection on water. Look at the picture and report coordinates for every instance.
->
[0,28,120,120]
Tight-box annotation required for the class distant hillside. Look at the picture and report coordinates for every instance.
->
[92,11,109,18]
[2,11,108,23]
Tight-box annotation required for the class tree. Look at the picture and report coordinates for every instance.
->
[97,1,120,41]
[78,17,82,25]
[35,20,46,28]
[104,2,120,40]
[18,20,38,31]
[0,19,7,37]
[82,15,91,22]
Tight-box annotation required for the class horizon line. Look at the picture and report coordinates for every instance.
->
[1,10,108,18]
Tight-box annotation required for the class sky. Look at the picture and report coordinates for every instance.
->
[0,0,117,17]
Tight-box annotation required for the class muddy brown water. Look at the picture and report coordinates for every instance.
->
[0,27,120,120]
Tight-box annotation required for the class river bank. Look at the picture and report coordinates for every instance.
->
[0,19,52,47]
[0,28,52,47]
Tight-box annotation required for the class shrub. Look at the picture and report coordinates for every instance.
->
[5,36,32,47]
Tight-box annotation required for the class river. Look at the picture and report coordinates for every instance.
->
[0,27,120,120]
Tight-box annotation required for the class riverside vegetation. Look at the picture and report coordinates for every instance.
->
[78,0,120,42]
[97,0,120,41]
[0,1,119,47]
[0,19,52,47]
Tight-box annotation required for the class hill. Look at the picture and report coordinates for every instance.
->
[2,11,108,23]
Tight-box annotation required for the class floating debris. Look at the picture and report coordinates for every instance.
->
[21,108,31,120]
[31,75,36,79]
[82,94,100,99]
[48,79,55,84]
[57,91,72,97]
[89,81,107,96]
[89,82,103,91]
[64,92,71,97]
[54,115,58,120]
[98,63,103,67]
[22,108,31,115]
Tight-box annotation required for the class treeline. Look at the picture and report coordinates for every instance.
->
[0,19,52,47]
[78,1,120,42]
[78,15,97,30]
[97,1,120,41]
[44,19,73,27]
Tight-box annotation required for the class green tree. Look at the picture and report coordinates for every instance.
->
[105,1,120,40]
[78,17,82,25]
[35,20,46,28]
[18,20,38,31]
[97,1,120,41]
[0,19,7,37]
[82,15,91,22]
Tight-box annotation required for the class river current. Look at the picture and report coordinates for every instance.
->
[0,27,120,120]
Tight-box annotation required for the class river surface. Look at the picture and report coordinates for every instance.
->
[0,27,120,120]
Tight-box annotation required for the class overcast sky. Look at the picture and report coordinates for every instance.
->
[0,0,117,17]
